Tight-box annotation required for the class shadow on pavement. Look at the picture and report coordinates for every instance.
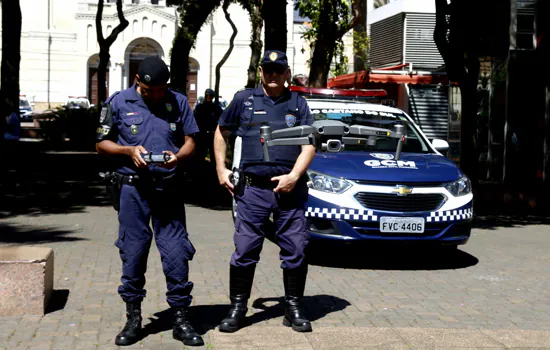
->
[45,289,70,314]
[306,243,479,270]
[473,214,550,230]
[0,223,85,244]
[0,150,111,218]
[140,294,349,336]
[142,304,231,337]
[247,294,351,328]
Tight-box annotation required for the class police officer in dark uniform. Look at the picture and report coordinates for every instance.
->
[194,88,223,162]
[96,56,203,347]
[213,50,316,333]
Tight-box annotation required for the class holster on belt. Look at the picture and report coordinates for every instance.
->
[230,167,245,196]
[101,171,122,211]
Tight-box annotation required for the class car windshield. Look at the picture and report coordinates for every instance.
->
[307,100,431,153]
[67,98,90,109]
[19,99,31,108]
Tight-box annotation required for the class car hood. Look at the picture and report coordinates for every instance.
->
[309,151,463,183]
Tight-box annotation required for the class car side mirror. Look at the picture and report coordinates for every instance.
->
[432,139,449,152]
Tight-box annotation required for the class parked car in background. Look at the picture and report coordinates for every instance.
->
[19,95,34,121]
[63,96,93,110]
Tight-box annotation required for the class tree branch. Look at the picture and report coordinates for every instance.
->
[105,0,129,47]
[215,0,238,104]
[96,0,105,45]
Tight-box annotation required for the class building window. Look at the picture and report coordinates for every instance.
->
[151,0,159,4]
[132,0,140,4]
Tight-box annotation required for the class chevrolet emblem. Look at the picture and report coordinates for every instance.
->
[392,185,412,196]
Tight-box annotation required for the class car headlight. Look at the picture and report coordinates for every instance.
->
[307,171,351,194]
[444,176,471,196]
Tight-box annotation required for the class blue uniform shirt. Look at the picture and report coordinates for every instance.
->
[218,87,313,177]
[97,84,199,176]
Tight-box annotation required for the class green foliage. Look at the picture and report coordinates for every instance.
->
[37,105,100,151]
[295,0,355,78]
[353,30,369,70]
[330,39,349,77]
[295,0,353,46]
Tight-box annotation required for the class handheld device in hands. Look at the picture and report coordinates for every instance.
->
[141,152,173,164]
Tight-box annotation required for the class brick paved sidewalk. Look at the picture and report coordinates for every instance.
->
[1,204,550,349]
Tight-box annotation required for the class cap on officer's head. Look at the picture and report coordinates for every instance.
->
[260,50,288,68]
[205,88,215,97]
[138,56,170,86]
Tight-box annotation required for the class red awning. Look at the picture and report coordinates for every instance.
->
[327,70,451,89]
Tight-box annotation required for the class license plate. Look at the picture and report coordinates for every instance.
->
[380,217,425,233]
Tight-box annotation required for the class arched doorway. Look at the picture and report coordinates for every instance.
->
[187,57,200,108]
[87,54,111,106]
[125,38,165,87]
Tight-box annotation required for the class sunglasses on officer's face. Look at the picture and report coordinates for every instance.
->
[262,65,287,75]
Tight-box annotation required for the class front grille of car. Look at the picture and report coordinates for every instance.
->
[354,192,445,212]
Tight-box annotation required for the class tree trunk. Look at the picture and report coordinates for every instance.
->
[169,30,194,94]
[98,49,110,105]
[434,0,481,183]
[246,2,263,88]
[353,0,367,72]
[0,0,22,133]
[459,56,481,184]
[170,1,222,94]
[215,0,238,105]
[307,0,338,88]
[308,38,337,88]
[95,0,128,104]
[536,0,550,187]
[262,0,286,52]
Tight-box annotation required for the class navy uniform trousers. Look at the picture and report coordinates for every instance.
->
[115,181,195,308]
[231,182,309,270]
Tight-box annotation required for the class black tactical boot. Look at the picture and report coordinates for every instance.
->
[115,302,142,346]
[218,264,256,333]
[282,266,312,332]
[172,307,204,346]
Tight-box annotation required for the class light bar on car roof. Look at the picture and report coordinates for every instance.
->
[289,86,387,97]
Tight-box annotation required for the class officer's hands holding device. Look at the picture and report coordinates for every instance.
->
[130,145,148,168]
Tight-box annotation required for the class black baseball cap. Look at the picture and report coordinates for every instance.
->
[138,56,170,86]
[260,50,288,68]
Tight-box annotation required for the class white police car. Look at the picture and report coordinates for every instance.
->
[231,87,473,249]
[19,95,33,121]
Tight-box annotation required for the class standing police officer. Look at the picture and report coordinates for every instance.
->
[213,50,316,333]
[194,88,223,162]
[96,56,203,347]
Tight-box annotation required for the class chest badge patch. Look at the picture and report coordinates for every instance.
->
[131,125,138,135]
[170,123,176,131]
[166,103,173,112]
[285,114,296,127]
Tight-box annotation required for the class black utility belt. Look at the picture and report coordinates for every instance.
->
[113,172,175,187]
[244,174,307,190]
[244,175,278,189]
